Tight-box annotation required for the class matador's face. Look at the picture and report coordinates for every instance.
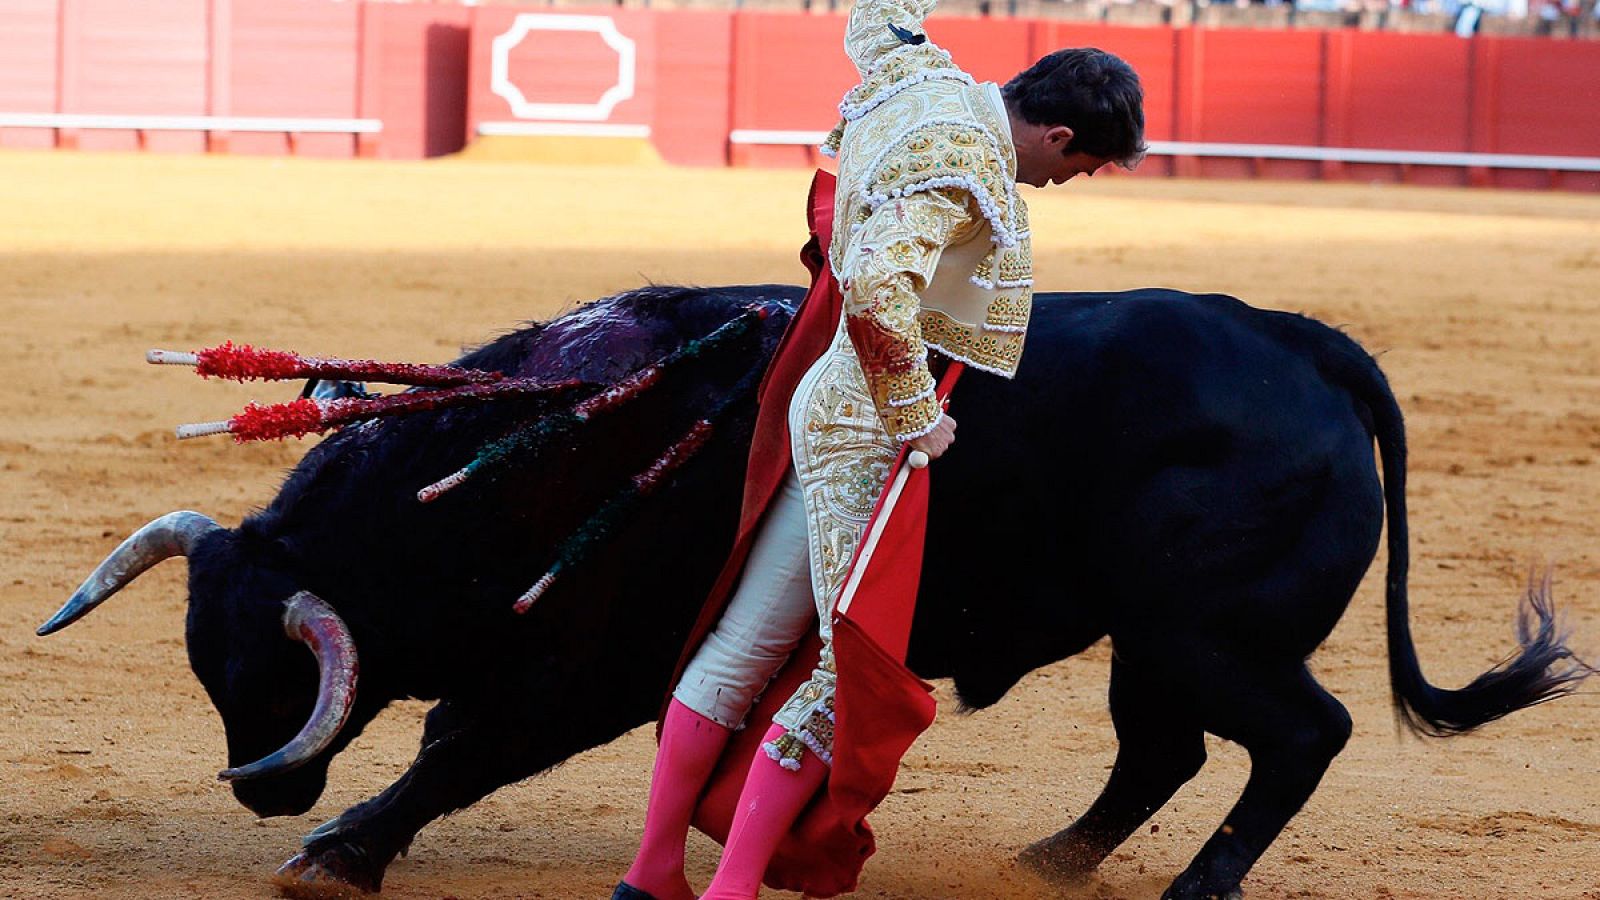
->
[1012,121,1113,189]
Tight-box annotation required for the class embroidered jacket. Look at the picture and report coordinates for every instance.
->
[823,0,1032,442]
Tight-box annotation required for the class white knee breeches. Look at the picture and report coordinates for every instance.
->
[670,315,900,768]
[672,469,816,729]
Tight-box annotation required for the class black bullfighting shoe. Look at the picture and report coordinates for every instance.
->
[609,882,660,900]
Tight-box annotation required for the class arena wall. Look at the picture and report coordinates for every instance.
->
[0,0,1595,189]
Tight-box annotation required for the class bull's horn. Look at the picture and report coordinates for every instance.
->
[218,591,358,782]
[37,511,222,637]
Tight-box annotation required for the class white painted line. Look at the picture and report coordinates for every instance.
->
[0,113,381,133]
[491,15,636,123]
[726,130,1600,172]
[729,129,829,146]
[1142,141,1600,172]
[477,121,651,138]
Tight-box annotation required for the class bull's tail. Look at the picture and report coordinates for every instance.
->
[1292,314,1592,736]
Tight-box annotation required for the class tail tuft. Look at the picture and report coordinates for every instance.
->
[1395,567,1593,738]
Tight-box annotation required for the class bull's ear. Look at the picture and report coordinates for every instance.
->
[38,511,223,636]
[218,591,358,782]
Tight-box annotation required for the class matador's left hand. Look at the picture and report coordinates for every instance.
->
[908,414,956,461]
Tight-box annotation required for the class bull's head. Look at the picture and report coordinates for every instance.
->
[37,511,358,817]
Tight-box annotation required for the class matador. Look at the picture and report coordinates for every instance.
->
[615,1,1147,897]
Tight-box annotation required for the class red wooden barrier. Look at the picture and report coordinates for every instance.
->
[1473,37,1600,190]
[729,12,851,168]
[3,1,1598,190]
[0,0,60,150]
[925,14,1034,85]
[1032,22,1179,174]
[358,2,472,160]
[653,10,735,166]
[1324,31,1471,186]
[218,0,362,158]
[466,6,657,144]
[1175,28,1326,179]
[60,0,210,153]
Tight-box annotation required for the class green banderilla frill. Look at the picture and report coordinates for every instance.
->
[417,307,767,504]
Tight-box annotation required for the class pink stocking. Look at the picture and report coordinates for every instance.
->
[622,699,732,900]
[699,724,829,900]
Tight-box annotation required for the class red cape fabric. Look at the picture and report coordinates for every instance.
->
[664,170,948,897]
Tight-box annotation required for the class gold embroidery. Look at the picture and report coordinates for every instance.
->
[985,290,1032,332]
[997,240,1033,285]
[973,248,994,285]
[839,189,968,436]
[920,308,1026,375]
[840,43,966,120]
[867,122,1011,233]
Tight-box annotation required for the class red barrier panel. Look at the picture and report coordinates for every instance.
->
[730,12,852,168]
[653,10,734,167]
[467,6,657,142]
[1175,27,1326,179]
[60,0,210,153]
[215,0,361,158]
[359,2,471,160]
[1325,31,1471,186]
[5,3,1599,186]
[926,14,1034,85]
[0,0,60,150]
[1032,22,1178,174]
[729,12,1035,168]
[1472,37,1600,190]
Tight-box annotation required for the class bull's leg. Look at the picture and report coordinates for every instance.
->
[277,704,641,897]
[298,698,472,855]
[1019,657,1207,882]
[1162,662,1351,900]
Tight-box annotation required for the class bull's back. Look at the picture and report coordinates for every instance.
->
[918,290,1387,675]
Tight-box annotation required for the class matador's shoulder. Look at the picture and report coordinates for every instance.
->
[858,118,1020,249]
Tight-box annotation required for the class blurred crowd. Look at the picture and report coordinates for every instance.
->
[1061,0,1600,35]
[1256,0,1598,34]
[409,0,1600,37]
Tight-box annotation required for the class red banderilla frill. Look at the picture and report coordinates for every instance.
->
[175,379,587,443]
[148,342,503,387]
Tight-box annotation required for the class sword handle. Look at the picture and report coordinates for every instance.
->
[908,450,930,469]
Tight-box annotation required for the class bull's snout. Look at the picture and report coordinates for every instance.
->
[231,764,329,818]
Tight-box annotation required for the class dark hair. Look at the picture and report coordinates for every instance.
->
[1002,48,1147,168]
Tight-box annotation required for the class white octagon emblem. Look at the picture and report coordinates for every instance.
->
[491,14,637,122]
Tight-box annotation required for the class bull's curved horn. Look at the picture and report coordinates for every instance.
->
[218,591,358,782]
[37,511,223,637]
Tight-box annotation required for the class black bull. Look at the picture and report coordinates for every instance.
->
[40,284,1587,899]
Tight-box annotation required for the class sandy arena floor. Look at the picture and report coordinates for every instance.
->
[1,151,1598,899]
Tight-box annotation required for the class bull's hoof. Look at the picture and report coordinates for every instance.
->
[1017,836,1099,885]
[273,846,383,899]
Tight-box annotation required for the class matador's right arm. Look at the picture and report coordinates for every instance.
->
[844,0,940,75]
